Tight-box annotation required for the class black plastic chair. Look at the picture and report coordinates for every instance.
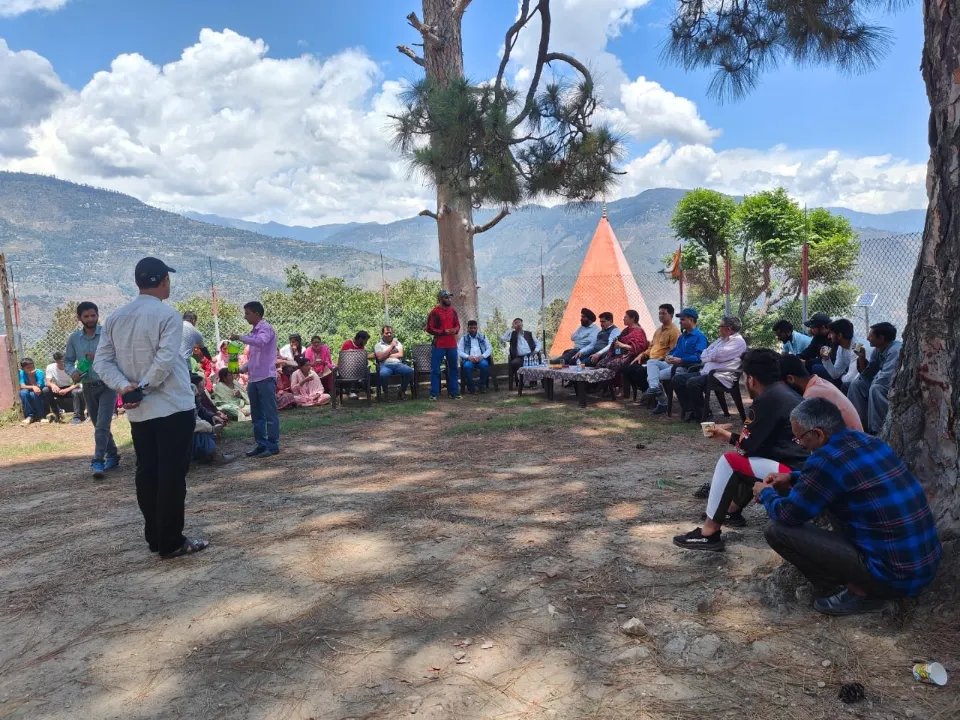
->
[663,362,701,417]
[335,349,372,406]
[704,369,746,420]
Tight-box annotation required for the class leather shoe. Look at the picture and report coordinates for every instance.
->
[245,446,266,457]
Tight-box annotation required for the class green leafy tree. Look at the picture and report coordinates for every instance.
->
[484,306,508,363]
[25,302,80,364]
[538,297,566,350]
[665,0,960,536]
[671,188,857,328]
[670,188,737,296]
[394,0,622,324]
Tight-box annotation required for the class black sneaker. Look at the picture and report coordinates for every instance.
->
[813,588,886,616]
[693,482,711,499]
[699,510,746,528]
[651,404,668,415]
[245,446,266,457]
[673,527,724,552]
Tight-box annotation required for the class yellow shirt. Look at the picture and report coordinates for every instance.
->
[647,324,681,360]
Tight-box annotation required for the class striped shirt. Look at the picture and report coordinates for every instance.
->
[759,430,941,596]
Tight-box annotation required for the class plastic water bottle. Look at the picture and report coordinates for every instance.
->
[576,359,583,373]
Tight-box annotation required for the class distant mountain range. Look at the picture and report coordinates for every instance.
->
[0,172,437,341]
[2,171,925,343]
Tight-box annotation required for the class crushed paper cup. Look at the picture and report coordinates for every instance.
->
[912,662,948,686]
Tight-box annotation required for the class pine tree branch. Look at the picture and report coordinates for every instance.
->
[453,0,472,20]
[472,208,510,235]
[494,0,535,93]
[407,12,441,45]
[397,45,426,67]
[510,0,551,131]
[543,52,592,82]
[418,209,439,221]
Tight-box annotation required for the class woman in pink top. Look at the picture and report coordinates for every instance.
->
[305,334,335,394]
[290,356,331,407]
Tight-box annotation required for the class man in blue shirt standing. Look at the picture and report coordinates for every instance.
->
[650,307,708,415]
[755,398,941,616]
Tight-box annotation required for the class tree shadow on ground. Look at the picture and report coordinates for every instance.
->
[1,393,958,720]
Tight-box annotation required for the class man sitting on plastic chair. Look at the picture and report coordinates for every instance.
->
[459,320,492,394]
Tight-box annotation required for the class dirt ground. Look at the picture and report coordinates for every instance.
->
[1,392,958,720]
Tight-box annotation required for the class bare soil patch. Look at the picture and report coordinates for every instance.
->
[1,393,958,719]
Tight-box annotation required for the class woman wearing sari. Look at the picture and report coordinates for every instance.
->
[212,368,252,420]
[598,310,649,392]
[290,356,331,407]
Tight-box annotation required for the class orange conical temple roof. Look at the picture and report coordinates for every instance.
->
[548,215,656,357]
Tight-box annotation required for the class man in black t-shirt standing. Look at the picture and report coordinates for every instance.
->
[674,349,808,552]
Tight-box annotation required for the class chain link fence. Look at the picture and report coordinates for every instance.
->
[6,233,922,371]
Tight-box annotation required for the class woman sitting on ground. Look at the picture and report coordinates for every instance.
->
[212,368,251,420]
[275,364,298,410]
[290,355,331,407]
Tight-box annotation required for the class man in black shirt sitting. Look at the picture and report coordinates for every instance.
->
[674,349,808,552]
[798,312,833,372]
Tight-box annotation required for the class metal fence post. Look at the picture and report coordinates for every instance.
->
[724,250,732,317]
[801,241,809,326]
[0,254,22,414]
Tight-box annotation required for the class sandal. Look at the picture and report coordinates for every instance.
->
[160,537,209,559]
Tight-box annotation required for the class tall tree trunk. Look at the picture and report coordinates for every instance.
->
[887,1,960,539]
[422,0,480,323]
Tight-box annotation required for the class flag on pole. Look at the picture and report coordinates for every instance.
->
[669,245,683,280]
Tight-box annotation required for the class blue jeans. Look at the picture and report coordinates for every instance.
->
[82,382,118,461]
[430,347,460,398]
[19,389,44,420]
[248,377,280,453]
[378,362,414,393]
[462,358,490,392]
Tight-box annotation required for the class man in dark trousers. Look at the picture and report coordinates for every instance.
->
[501,318,542,372]
[94,257,208,559]
[425,289,461,401]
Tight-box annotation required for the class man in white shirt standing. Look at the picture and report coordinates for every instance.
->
[94,257,208,560]
[458,319,493,394]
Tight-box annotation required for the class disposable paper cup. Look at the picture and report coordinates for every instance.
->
[701,421,716,438]
[912,662,948,686]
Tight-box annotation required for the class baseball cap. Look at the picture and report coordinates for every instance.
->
[135,257,176,285]
[804,312,831,328]
[437,289,452,299]
[677,307,699,320]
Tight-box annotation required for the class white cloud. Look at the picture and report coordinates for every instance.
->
[601,75,719,144]
[0,26,924,224]
[614,142,927,213]
[0,39,67,157]
[0,0,68,17]
[9,29,433,224]
[507,1,717,146]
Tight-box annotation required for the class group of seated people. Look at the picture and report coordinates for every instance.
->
[16,353,88,425]
[546,302,900,435]
[670,348,941,618]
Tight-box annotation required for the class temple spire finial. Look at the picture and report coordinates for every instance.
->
[601,202,607,219]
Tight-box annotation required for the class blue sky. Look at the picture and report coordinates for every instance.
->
[0,0,928,223]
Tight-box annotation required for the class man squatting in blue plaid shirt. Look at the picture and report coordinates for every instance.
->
[754,397,941,616]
